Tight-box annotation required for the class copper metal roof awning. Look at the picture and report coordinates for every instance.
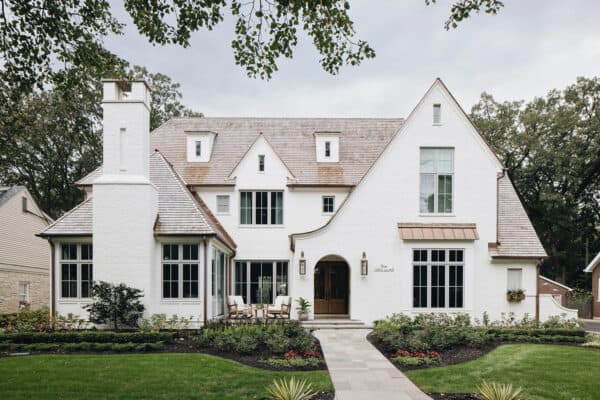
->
[398,223,479,241]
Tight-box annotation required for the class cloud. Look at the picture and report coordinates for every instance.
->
[105,0,600,116]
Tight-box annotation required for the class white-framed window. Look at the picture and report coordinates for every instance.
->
[211,247,227,316]
[322,196,335,213]
[239,191,283,225]
[420,148,454,214]
[216,195,230,214]
[507,268,523,291]
[412,249,464,308]
[195,141,202,157]
[60,243,93,299]
[234,260,288,304]
[433,104,442,124]
[258,154,265,172]
[162,244,200,299]
[18,282,29,302]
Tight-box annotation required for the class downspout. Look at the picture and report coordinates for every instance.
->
[203,238,208,325]
[50,240,56,321]
[536,259,542,321]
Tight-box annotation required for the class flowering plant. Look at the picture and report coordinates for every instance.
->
[506,289,526,303]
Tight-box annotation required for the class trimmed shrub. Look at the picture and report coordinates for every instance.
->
[0,331,173,344]
[0,307,52,332]
[265,333,290,354]
[262,357,322,369]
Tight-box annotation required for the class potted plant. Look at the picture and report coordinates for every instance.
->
[296,297,311,321]
[506,289,526,303]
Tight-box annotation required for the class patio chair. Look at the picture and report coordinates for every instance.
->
[267,296,291,320]
[227,295,251,320]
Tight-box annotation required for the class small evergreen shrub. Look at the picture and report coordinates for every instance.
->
[262,357,322,368]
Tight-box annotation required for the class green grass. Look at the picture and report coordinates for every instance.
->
[0,353,332,400]
[407,344,600,400]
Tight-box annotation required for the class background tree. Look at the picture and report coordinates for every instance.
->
[471,77,600,288]
[84,281,145,331]
[0,0,505,94]
[0,63,201,218]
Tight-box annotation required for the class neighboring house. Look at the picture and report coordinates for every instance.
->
[0,186,52,312]
[40,78,570,325]
[538,275,572,306]
[584,252,600,318]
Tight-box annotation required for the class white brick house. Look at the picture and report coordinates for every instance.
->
[40,78,573,325]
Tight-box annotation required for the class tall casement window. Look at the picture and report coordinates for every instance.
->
[162,244,200,299]
[212,248,227,316]
[258,154,265,171]
[420,148,454,213]
[322,196,335,213]
[60,243,93,298]
[412,249,464,308]
[195,141,202,157]
[234,261,288,304]
[507,268,523,290]
[240,191,283,225]
[325,141,331,158]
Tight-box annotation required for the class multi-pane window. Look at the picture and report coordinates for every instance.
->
[322,196,335,213]
[433,104,442,124]
[507,268,522,291]
[60,243,93,299]
[162,244,199,299]
[240,191,283,225]
[216,195,230,214]
[234,261,289,304]
[420,148,454,213]
[18,282,29,302]
[258,154,265,171]
[412,249,464,308]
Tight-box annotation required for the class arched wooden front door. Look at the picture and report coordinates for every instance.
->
[314,261,349,314]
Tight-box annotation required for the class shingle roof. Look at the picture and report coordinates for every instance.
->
[0,186,25,208]
[41,153,236,249]
[40,198,93,236]
[490,174,547,259]
[146,117,404,186]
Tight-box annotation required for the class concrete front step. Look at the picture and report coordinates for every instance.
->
[301,319,372,330]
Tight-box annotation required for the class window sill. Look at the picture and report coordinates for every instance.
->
[160,299,202,304]
[419,213,455,217]
[57,299,92,304]
[216,212,231,216]
[432,123,442,126]
[238,225,286,229]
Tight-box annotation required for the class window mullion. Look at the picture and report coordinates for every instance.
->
[427,249,431,308]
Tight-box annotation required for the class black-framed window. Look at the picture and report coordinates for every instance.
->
[322,196,335,213]
[258,154,265,171]
[412,249,464,308]
[162,244,199,299]
[60,243,93,298]
[240,191,283,225]
[234,261,288,304]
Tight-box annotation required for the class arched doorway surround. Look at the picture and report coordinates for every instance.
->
[314,255,350,315]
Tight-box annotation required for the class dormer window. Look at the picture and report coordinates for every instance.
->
[315,133,339,163]
[258,154,265,172]
[186,132,216,162]
[433,104,442,125]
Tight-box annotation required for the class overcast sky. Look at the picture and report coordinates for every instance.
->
[105,0,600,118]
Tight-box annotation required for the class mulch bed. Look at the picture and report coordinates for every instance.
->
[367,332,499,371]
[429,394,478,400]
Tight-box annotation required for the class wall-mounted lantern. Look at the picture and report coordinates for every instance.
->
[361,251,368,276]
[299,251,306,275]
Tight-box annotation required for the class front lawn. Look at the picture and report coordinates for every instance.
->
[407,344,599,400]
[0,353,333,400]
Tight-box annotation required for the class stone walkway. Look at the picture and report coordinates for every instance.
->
[314,329,432,400]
